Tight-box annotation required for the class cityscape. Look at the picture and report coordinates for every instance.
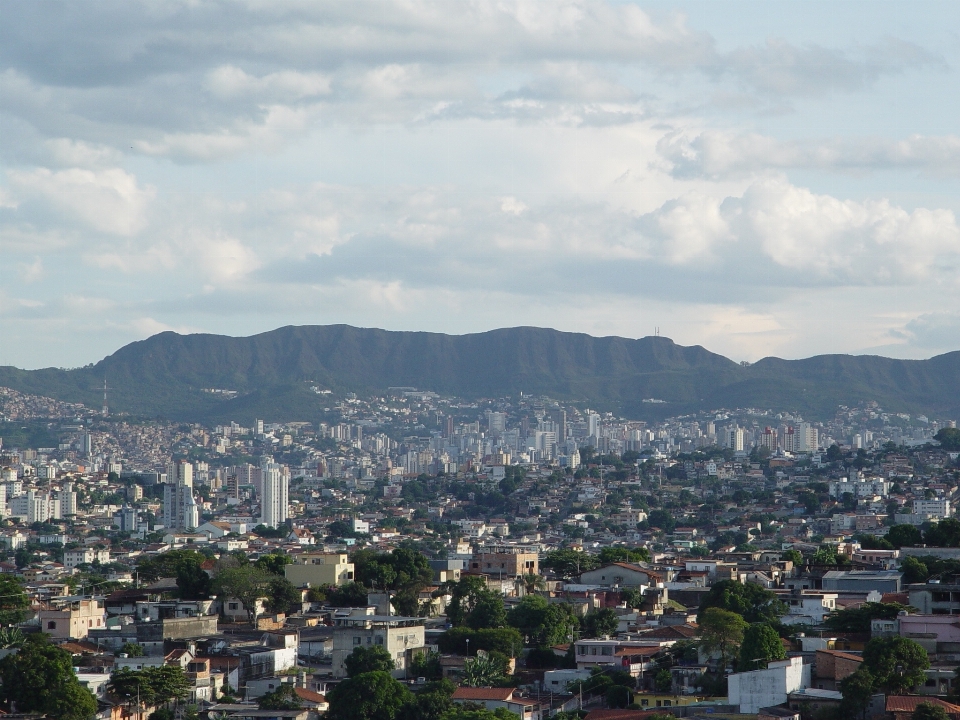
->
[3,2,960,720]
[0,381,959,720]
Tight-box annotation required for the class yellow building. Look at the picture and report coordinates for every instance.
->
[285,552,355,587]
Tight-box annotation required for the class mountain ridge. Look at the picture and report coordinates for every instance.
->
[1,325,958,423]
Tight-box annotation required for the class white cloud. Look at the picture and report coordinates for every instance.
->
[7,166,155,235]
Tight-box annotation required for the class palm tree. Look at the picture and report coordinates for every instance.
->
[463,654,508,687]
[521,573,546,595]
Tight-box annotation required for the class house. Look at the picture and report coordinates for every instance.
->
[579,563,661,587]
[284,553,355,587]
[887,696,960,720]
[813,649,862,690]
[39,598,105,639]
[451,687,540,720]
[331,613,425,679]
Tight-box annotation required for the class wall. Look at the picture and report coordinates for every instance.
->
[728,656,810,713]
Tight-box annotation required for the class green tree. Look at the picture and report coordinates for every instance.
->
[0,635,98,719]
[812,545,838,565]
[620,588,644,609]
[598,547,651,564]
[781,550,803,566]
[924,519,960,548]
[344,646,395,677]
[738,623,786,670]
[606,684,632,708]
[258,684,302,710]
[654,668,673,693]
[840,667,876,720]
[410,650,444,680]
[176,555,211,600]
[935,428,960,451]
[213,564,273,625]
[463,652,510,686]
[913,702,951,720]
[437,627,524,657]
[446,577,506,629]
[326,670,413,720]
[265,576,301,615]
[506,594,578,647]
[698,607,747,670]
[583,608,619,638]
[0,575,29,625]
[697,580,788,624]
[887,525,923,549]
[137,548,207,583]
[120,642,146,657]
[540,549,599,580]
[327,581,370,607]
[862,636,929,693]
[255,553,292,575]
[824,602,914,633]
[901,556,930,583]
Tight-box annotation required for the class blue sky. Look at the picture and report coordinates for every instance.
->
[2,1,959,369]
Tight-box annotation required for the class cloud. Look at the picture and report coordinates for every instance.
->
[7,166,155,235]
[891,312,960,351]
[659,130,960,180]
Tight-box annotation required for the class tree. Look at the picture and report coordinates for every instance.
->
[137,548,207,583]
[620,588,644,609]
[325,670,412,720]
[840,667,876,720]
[935,428,960,451]
[120,642,146,657]
[824,602,914,633]
[812,545,838,565]
[738,623,786,670]
[697,580,788,624]
[598,547,651,564]
[583,608,619,638]
[540,549,599,580]
[781,550,803,566]
[607,684,632,708]
[520,573,546,594]
[924,519,960,548]
[0,575,29,625]
[258,684,302,710]
[901,556,930,584]
[463,652,510,686]
[446,577,506,629]
[344,646,395,677]
[437,627,524,657]
[862,636,929,693]
[327,581,370,607]
[887,524,923,549]
[255,553,292,575]
[0,635,98,719]
[655,668,673,693]
[913,702,951,720]
[506,595,578,647]
[213,565,273,625]
[265,577,301,615]
[698,607,747,670]
[176,555,211,600]
[410,650,444,680]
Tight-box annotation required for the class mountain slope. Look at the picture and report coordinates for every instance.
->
[0,325,957,422]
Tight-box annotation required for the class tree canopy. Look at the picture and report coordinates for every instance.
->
[540,549,599,580]
[824,602,913,633]
[861,636,929,694]
[325,670,413,720]
[446,577,507,629]
[0,576,29,626]
[698,607,747,670]
[0,635,98,720]
[697,580,787,624]
[738,623,786,670]
[506,595,579,647]
[344,646,395,677]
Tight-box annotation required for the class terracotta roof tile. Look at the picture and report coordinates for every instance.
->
[452,687,515,701]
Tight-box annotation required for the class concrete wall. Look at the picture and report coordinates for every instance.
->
[729,656,810,713]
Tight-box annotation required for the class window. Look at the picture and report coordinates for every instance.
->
[229,603,239,610]
[353,637,362,645]
[47,621,56,629]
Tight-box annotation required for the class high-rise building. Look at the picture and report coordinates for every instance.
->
[260,461,288,528]
[726,426,744,452]
[587,413,600,439]
[164,461,198,530]
[760,427,778,452]
[81,433,92,455]
[59,482,77,517]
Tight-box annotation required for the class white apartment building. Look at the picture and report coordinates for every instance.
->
[164,460,199,530]
[332,613,425,678]
[914,498,951,519]
[260,462,288,528]
[64,547,111,569]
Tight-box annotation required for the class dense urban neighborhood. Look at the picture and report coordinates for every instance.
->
[1,385,960,720]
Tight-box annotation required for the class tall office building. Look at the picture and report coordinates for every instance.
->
[164,461,199,530]
[260,461,288,528]
[587,413,600,439]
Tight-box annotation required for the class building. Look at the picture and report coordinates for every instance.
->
[812,649,862,691]
[821,570,902,594]
[914,498,951,519]
[578,563,660,587]
[451,687,539,720]
[64,547,111,569]
[469,548,538,578]
[39,598,105,639]
[331,613,425,678]
[164,460,199,530]
[260,461,289,528]
[728,656,811,714]
[284,553,355,587]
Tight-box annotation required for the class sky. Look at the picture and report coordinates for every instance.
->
[2,1,960,369]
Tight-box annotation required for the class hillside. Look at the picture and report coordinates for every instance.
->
[0,325,958,423]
